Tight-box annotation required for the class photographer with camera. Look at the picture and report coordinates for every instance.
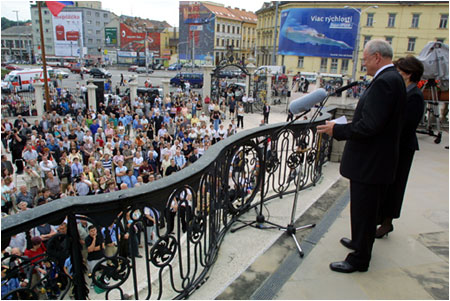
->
[9,128,26,174]
[74,174,92,196]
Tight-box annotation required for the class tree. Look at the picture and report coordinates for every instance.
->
[1,17,31,31]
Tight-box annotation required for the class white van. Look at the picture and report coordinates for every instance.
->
[1,68,52,93]
[255,65,286,75]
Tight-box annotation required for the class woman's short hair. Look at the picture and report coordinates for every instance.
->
[393,55,424,83]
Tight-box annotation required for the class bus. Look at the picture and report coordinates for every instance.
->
[44,56,79,68]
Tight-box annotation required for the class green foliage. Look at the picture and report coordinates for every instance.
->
[1,68,11,80]
[1,17,31,31]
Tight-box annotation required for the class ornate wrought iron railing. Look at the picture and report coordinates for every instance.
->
[1,114,331,300]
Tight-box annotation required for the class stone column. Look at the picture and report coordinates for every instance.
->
[161,79,170,98]
[266,72,272,104]
[286,74,294,113]
[202,65,214,100]
[87,82,98,112]
[246,64,256,97]
[33,81,45,116]
[129,75,138,108]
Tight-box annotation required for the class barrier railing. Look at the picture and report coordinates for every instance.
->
[1,114,331,300]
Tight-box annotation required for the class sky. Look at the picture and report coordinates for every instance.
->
[1,0,264,27]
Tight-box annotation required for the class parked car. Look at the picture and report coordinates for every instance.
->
[90,68,112,78]
[183,63,200,69]
[5,65,23,71]
[53,69,69,78]
[69,63,89,74]
[152,63,164,70]
[135,67,153,74]
[168,63,183,71]
[128,65,139,72]
[120,87,163,98]
[170,73,203,88]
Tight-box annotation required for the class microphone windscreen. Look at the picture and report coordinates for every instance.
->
[289,88,327,114]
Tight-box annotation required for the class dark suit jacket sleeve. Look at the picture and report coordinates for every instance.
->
[333,77,396,141]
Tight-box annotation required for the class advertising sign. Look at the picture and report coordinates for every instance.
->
[120,23,160,53]
[52,11,83,57]
[179,2,215,61]
[278,8,360,58]
[105,28,117,46]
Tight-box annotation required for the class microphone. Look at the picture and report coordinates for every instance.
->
[333,81,360,95]
[289,88,327,114]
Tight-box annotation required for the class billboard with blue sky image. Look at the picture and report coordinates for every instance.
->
[278,8,360,58]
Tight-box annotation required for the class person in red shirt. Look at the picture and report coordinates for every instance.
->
[24,237,47,264]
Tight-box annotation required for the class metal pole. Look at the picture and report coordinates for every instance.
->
[38,1,51,112]
[351,18,361,81]
[13,10,23,63]
[271,1,279,66]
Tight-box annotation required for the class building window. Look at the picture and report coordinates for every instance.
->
[45,28,49,33]
[237,27,239,34]
[363,36,371,47]
[236,40,239,48]
[96,21,100,26]
[221,38,224,46]
[407,37,416,51]
[44,19,50,24]
[88,30,93,35]
[88,38,93,43]
[87,11,91,16]
[297,56,304,68]
[439,14,448,28]
[385,36,393,45]
[232,26,235,34]
[87,20,92,24]
[103,13,108,18]
[217,23,220,32]
[96,39,101,44]
[228,25,230,33]
[320,58,328,72]
[216,38,219,46]
[341,59,349,74]
[96,30,100,34]
[388,13,396,27]
[411,14,420,28]
[231,39,234,47]
[222,24,225,32]
[330,58,338,73]
[44,10,48,15]
[1,40,5,47]
[95,12,99,17]
[366,13,374,27]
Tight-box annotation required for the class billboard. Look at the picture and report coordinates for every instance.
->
[278,8,360,58]
[105,28,117,46]
[179,2,215,61]
[120,23,160,53]
[52,11,83,57]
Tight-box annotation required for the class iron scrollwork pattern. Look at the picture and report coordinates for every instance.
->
[1,116,332,300]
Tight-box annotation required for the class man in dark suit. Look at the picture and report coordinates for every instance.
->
[263,103,270,124]
[317,39,407,273]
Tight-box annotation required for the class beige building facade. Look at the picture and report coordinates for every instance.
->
[256,1,449,79]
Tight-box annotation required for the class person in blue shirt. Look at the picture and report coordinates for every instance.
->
[122,170,137,188]
[89,119,100,136]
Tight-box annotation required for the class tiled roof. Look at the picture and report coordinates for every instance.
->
[1,25,32,35]
[202,3,257,23]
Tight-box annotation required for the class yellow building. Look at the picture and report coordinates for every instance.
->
[256,1,449,79]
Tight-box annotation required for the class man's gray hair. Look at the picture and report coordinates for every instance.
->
[365,39,393,59]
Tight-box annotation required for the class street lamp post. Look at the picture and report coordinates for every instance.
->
[344,5,378,81]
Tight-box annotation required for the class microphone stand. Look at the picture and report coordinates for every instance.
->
[231,93,332,257]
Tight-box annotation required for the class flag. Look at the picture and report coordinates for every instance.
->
[45,1,74,17]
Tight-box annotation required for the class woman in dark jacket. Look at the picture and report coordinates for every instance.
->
[376,55,425,238]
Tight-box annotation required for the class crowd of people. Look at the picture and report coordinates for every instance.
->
[0,78,256,298]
